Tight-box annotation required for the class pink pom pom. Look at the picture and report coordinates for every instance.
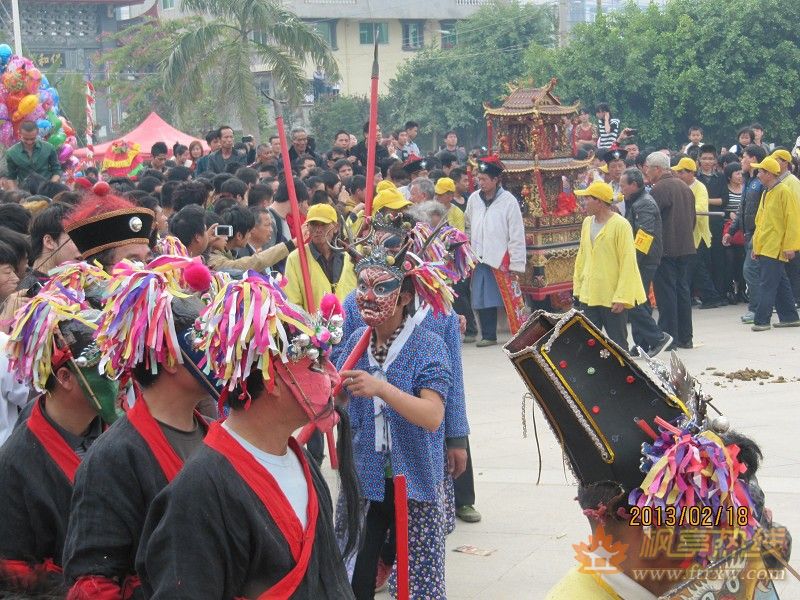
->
[184,259,211,292]
[317,329,331,343]
[320,293,342,318]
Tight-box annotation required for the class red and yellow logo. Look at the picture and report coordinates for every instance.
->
[573,525,629,575]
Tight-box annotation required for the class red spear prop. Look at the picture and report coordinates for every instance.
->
[272,96,314,312]
[394,474,410,600]
[363,37,380,218]
[296,40,380,468]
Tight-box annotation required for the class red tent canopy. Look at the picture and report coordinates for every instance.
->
[75,112,208,159]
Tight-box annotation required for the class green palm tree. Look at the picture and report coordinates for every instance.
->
[166,0,338,135]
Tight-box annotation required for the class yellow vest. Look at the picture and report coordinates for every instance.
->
[546,567,621,600]
[573,213,646,309]
[283,246,357,311]
[446,205,466,232]
[690,179,711,248]
[753,179,800,262]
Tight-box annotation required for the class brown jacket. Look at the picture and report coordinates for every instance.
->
[650,172,696,257]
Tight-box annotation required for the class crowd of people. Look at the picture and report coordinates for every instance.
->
[571,111,800,354]
[0,107,796,599]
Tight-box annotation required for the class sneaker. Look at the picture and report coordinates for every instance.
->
[456,505,482,523]
[462,335,477,344]
[647,333,673,358]
[740,312,754,324]
[476,339,497,348]
[774,321,800,328]
[375,558,392,592]
[751,324,771,331]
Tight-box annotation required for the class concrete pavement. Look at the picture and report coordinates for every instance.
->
[331,303,800,599]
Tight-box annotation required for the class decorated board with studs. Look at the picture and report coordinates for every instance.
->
[504,309,689,491]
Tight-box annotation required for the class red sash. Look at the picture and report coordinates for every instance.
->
[127,387,209,483]
[204,423,319,600]
[27,398,80,485]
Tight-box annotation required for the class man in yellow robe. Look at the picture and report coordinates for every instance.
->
[573,181,646,348]
[284,203,356,311]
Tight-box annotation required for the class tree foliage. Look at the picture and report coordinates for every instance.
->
[525,0,800,148]
[309,95,368,148]
[166,0,338,137]
[307,95,398,148]
[99,17,218,135]
[386,0,556,145]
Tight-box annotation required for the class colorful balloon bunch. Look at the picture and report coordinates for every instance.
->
[0,44,78,168]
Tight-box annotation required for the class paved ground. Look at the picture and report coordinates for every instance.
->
[329,303,800,599]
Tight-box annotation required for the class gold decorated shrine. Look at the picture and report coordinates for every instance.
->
[484,78,590,303]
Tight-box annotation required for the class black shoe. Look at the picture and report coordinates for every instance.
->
[699,301,722,309]
[647,333,673,358]
[676,341,693,349]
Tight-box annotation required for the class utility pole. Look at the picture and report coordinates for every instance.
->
[11,0,22,55]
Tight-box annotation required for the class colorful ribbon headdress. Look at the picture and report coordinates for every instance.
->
[94,256,210,379]
[6,291,100,392]
[194,271,344,407]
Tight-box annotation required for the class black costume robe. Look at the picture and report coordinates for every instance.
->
[0,397,99,593]
[136,423,354,599]
[63,393,206,599]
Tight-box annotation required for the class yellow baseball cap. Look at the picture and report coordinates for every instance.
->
[574,181,615,204]
[771,149,792,163]
[373,181,412,212]
[751,157,781,175]
[434,177,456,195]
[306,203,338,224]
[599,164,609,174]
[671,157,697,172]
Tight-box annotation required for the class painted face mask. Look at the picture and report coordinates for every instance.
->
[356,264,403,326]
[74,366,122,424]
[275,356,341,433]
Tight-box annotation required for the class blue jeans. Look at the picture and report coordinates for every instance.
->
[754,255,799,326]
[743,239,761,313]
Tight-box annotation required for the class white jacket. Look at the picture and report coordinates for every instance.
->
[465,187,526,273]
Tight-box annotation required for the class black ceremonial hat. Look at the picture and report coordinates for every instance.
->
[602,148,627,163]
[476,155,505,178]
[504,309,689,491]
[402,154,428,174]
[65,207,155,261]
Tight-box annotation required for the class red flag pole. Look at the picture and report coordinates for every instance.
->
[363,38,380,218]
[394,474,410,600]
[298,40,379,466]
[272,97,314,312]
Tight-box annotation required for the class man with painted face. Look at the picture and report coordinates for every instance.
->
[337,240,454,599]
[136,274,359,598]
[0,294,119,595]
[63,258,221,599]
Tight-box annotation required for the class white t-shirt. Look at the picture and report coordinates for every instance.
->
[222,422,309,528]
[0,332,31,446]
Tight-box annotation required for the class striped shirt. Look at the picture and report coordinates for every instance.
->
[597,118,620,149]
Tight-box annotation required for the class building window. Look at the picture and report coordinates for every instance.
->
[251,29,268,45]
[440,20,457,49]
[117,6,131,20]
[359,22,388,45]
[310,20,338,50]
[402,21,424,51]
[161,0,176,10]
